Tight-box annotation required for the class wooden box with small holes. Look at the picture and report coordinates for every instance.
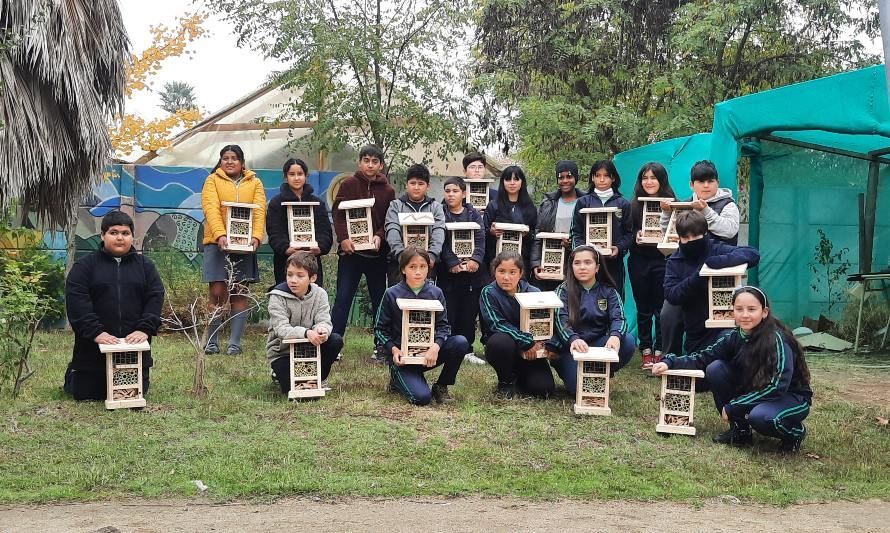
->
[282,338,325,399]
[700,263,747,328]
[100,340,150,410]
[514,291,564,359]
[338,198,376,251]
[396,298,445,365]
[465,178,494,210]
[657,201,694,256]
[572,347,620,415]
[398,212,436,250]
[638,197,674,244]
[579,207,619,256]
[282,201,320,249]
[656,369,705,435]
[222,201,259,253]
[445,221,481,259]
[494,222,529,255]
[535,232,570,281]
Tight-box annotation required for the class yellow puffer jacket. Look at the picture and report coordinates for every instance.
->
[201,168,268,245]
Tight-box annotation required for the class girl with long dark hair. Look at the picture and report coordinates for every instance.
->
[483,165,538,279]
[653,286,813,453]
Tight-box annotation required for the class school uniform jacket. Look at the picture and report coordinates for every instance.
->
[332,171,396,258]
[569,191,633,253]
[201,167,267,245]
[384,193,446,262]
[374,280,451,359]
[479,279,539,350]
[663,328,813,417]
[65,246,165,372]
[629,198,667,260]
[663,237,760,347]
[530,188,584,269]
[437,202,489,290]
[659,188,740,245]
[482,197,538,271]
[265,281,333,363]
[549,282,628,351]
[265,182,333,282]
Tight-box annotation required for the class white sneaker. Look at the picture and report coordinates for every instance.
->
[464,353,486,365]
[336,352,343,361]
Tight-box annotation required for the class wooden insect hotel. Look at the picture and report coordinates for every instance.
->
[657,201,694,255]
[222,201,259,253]
[282,338,325,399]
[514,291,564,358]
[656,369,705,435]
[465,178,494,210]
[700,263,748,328]
[494,222,529,254]
[398,212,436,250]
[535,232,570,280]
[396,298,444,365]
[338,198,376,251]
[572,347,620,416]
[282,201,320,249]
[100,340,150,410]
[445,221,480,259]
[638,197,674,244]
[579,207,618,256]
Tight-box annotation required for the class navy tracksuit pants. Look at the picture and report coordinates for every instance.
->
[628,252,666,352]
[331,253,388,337]
[270,333,344,394]
[444,285,482,348]
[702,360,810,440]
[602,255,626,301]
[484,332,555,398]
[389,335,468,406]
[551,333,636,394]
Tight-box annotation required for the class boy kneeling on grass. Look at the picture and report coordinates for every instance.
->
[266,252,343,394]
[64,210,165,401]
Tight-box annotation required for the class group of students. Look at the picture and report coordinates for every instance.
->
[62,143,812,454]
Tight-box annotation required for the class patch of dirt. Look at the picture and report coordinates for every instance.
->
[2,497,889,532]
[815,366,890,412]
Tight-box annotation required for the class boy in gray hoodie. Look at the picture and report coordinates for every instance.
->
[266,252,343,394]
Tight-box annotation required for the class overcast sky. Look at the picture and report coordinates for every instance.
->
[119,0,285,120]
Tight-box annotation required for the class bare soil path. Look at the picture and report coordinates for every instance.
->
[2,497,889,532]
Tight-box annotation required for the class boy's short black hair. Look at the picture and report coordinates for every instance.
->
[444,176,467,191]
[690,160,719,182]
[462,152,486,170]
[406,163,430,184]
[286,251,319,277]
[101,210,134,234]
[359,144,385,163]
[675,210,708,238]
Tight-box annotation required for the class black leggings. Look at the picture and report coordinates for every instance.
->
[63,366,151,401]
[484,332,554,398]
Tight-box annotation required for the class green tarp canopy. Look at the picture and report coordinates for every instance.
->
[613,65,890,325]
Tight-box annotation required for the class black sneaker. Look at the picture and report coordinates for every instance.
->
[712,422,754,446]
[778,426,806,454]
[226,344,243,356]
[494,381,516,400]
[388,378,399,394]
[431,383,454,404]
[204,343,220,355]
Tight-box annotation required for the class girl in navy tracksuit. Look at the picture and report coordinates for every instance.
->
[547,246,636,393]
[483,165,538,281]
[570,160,633,299]
[628,162,676,369]
[480,251,554,399]
[374,246,468,406]
[653,286,813,453]
[266,158,333,286]
[437,177,489,349]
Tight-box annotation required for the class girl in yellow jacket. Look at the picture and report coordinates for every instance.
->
[201,144,267,355]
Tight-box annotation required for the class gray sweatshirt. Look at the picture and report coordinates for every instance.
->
[265,283,333,363]
[659,188,740,240]
[384,194,446,261]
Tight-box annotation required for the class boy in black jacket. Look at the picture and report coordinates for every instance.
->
[663,210,759,354]
[63,211,165,401]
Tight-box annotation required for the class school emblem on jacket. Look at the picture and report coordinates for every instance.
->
[598,298,608,311]
[615,210,622,219]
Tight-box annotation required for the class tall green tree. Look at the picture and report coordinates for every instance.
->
[213,0,473,173]
[158,80,199,115]
[474,0,880,181]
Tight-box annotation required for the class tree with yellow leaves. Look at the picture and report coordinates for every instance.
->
[109,13,206,157]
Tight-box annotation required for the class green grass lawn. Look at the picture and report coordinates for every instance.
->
[1,329,888,504]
